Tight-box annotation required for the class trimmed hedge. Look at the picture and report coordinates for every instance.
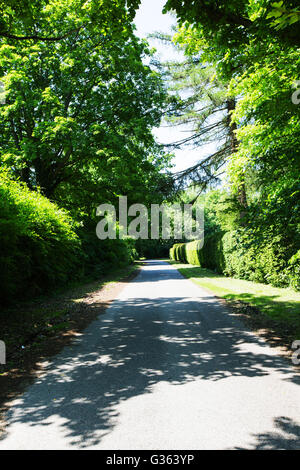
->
[170,238,220,269]
[170,230,300,290]
[221,230,290,286]
[170,243,187,263]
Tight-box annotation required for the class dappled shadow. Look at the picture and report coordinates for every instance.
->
[1,261,299,448]
[0,264,144,433]
[172,263,222,279]
[224,292,300,318]
[234,417,300,450]
[174,263,300,315]
[170,262,300,355]
[223,292,300,353]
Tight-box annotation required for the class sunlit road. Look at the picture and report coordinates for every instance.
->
[1,260,299,449]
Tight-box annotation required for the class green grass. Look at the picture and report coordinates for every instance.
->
[169,260,300,338]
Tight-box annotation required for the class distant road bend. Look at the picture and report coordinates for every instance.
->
[0,260,299,449]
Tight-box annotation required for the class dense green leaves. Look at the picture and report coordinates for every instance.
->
[0,0,138,40]
[0,0,299,300]
[163,0,300,289]
[0,10,167,200]
[0,0,173,302]
[164,0,300,48]
[0,170,141,304]
[0,170,82,303]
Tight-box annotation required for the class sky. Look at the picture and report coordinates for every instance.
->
[133,0,213,174]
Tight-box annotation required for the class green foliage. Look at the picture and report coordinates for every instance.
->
[2,0,299,303]
[166,0,300,293]
[79,219,138,277]
[170,187,299,290]
[266,2,300,30]
[0,1,139,41]
[0,171,83,303]
[170,241,202,265]
[287,250,300,291]
[0,0,174,304]
[185,240,203,266]
[0,171,140,304]
[221,231,289,286]
[170,228,299,290]
[164,0,300,51]
[137,238,172,259]
[170,243,186,263]
[0,0,170,202]
[160,45,232,190]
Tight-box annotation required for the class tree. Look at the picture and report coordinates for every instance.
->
[164,1,299,215]
[154,31,248,212]
[0,0,169,207]
[227,37,300,246]
[0,0,138,41]
[160,55,231,191]
[165,0,300,264]
[163,0,300,48]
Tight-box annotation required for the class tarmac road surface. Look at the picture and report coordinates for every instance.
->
[0,260,299,450]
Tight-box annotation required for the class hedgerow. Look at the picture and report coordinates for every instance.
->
[170,230,299,290]
[0,171,83,303]
[0,172,139,304]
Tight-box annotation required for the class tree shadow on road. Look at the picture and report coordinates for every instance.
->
[1,261,299,448]
[234,417,300,450]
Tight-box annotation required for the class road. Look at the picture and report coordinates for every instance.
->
[0,260,299,450]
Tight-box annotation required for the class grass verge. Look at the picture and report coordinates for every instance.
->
[169,260,300,353]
